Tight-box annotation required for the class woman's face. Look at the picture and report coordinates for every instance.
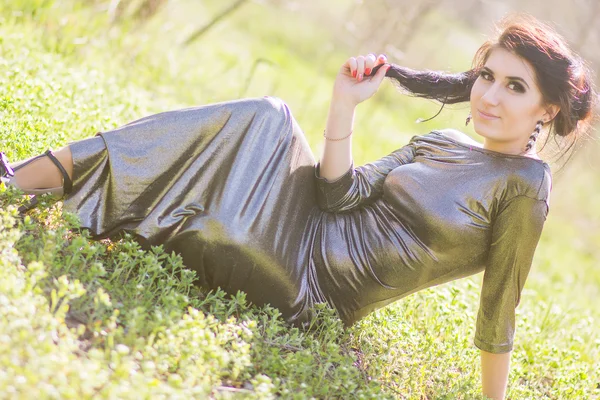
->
[470,47,557,152]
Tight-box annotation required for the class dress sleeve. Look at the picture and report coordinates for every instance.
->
[314,136,418,213]
[474,195,549,354]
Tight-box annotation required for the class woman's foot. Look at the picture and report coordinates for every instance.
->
[1,151,16,185]
[0,149,73,197]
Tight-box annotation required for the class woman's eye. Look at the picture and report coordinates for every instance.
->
[479,71,493,81]
[508,82,525,93]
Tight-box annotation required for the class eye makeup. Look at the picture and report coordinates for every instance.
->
[480,67,529,93]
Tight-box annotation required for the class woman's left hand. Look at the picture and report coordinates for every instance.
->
[332,53,391,107]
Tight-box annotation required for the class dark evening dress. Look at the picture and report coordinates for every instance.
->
[63,96,551,354]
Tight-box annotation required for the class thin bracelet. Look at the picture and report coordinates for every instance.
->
[323,129,353,141]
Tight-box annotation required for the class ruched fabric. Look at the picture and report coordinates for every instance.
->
[64,97,551,354]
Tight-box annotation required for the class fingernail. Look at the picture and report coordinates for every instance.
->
[365,68,371,75]
[358,73,363,81]
[352,70,357,78]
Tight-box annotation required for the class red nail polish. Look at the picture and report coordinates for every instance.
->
[352,70,357,78]
[365,68,371,75]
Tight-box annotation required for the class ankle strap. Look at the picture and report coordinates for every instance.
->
[0,152,15,178]
[44,150,73,195]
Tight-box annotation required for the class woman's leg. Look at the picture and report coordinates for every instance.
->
[7,146,73,194]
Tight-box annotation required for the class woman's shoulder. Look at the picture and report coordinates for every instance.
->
[406,128,481,146]
[432,128,483,147]
[409,129,552,201]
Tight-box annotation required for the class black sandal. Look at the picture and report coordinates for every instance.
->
[0,151,15,179]
[1,150,73,214]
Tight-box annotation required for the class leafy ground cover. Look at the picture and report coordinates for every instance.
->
[0,1,598,398]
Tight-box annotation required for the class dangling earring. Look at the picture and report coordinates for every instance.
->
[465,112,472,126]
[525,120,544,152]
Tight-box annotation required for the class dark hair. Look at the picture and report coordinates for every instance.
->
[374,14,596,162]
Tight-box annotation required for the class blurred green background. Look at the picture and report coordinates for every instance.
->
[0,0,598,398]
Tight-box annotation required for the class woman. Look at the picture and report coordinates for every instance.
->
[0,14,595,399]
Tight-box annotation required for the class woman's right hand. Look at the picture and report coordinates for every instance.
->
[332,53,391,107]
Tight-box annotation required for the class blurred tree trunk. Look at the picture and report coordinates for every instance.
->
[133,0,167,20]
[108,0,168,24]
[181,0,250,46]
[348,0,441,54]
[395,1,440,49]
[576,0,600,50]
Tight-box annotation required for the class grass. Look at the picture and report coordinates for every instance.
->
[0,0,599,398]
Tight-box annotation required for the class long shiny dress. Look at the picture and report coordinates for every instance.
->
[63,96,551,354]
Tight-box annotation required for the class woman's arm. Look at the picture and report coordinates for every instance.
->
[318,97,356,181]
[481,350,510,399]
[318,53,390,181]
[315,55,420,213]
[474,192,550,397]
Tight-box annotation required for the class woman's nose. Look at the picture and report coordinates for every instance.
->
[481,84,500,106]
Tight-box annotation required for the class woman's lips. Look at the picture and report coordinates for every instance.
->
[478,110,500,120]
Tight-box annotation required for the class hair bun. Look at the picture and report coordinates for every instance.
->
[572,75,594,121]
